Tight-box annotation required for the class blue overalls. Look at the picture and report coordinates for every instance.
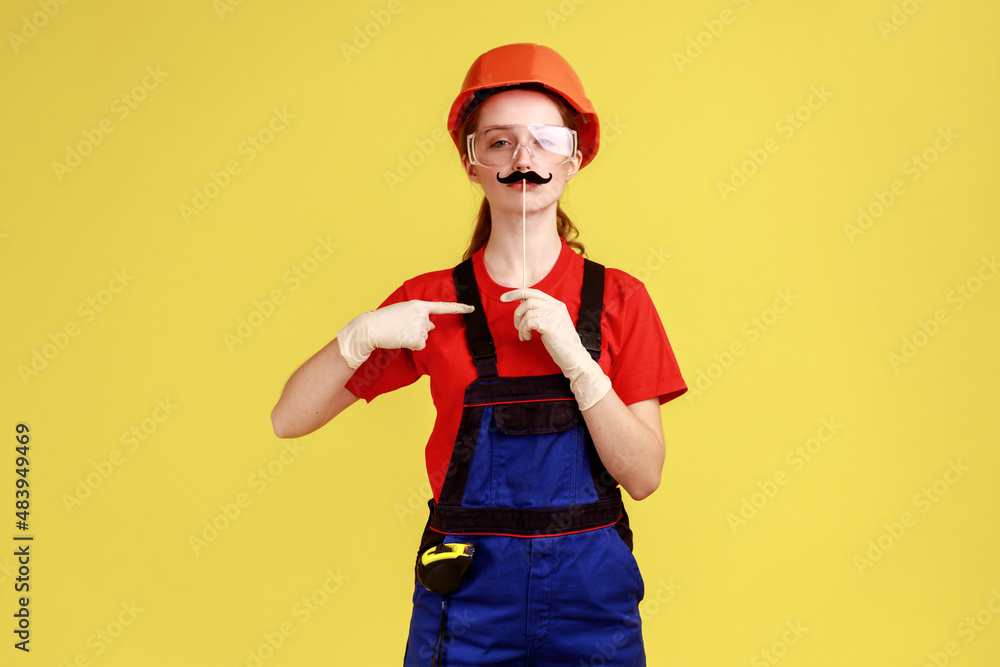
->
[403,258,646,666]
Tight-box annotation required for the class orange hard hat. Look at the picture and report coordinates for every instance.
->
[447,43,600,169]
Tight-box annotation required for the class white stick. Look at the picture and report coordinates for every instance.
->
[522,181,527,290]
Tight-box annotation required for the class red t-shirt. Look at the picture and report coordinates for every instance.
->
[346,238,687,500]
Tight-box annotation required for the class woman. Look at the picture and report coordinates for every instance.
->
[271,43,686,666]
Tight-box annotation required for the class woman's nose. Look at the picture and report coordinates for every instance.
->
[511,142,534,168]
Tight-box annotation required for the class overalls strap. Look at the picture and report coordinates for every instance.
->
[578,258,605,361]
[452,256,606,375]
[453,259,497,377]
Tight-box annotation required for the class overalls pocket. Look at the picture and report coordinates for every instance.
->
[492,399,579,434]
[485,399,585,508]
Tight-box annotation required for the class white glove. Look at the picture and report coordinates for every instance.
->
[500,288,611,410]
[337,300,474,369]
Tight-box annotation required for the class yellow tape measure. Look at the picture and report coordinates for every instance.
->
[417,543,475,595]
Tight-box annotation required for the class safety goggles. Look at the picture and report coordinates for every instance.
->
[466,124,578,168]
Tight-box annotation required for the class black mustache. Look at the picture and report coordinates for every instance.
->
[496,171,553,185]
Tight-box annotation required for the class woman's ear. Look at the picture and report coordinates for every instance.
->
[463,155,480,184]
[566,149,583,180]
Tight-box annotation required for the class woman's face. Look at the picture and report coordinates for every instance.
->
[464,89,582,217]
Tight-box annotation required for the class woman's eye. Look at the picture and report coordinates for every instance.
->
[490,139,511,149]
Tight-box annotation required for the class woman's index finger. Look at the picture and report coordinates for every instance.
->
[424,301,475,315]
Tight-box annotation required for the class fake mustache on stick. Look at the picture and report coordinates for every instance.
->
[496,171,553,184]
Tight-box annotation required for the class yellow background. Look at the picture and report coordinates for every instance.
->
[2,0,998,664]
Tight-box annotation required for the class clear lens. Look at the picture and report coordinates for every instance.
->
[468,124,577,167]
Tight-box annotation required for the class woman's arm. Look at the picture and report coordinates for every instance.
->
[271,338,360,439]
[580,395,664,501]
[498,287,668,500]
[270,299,474,439]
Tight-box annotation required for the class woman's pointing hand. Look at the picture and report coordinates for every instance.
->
[337,300,474,369]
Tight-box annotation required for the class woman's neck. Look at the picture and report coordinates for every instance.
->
[483,205,562,289]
